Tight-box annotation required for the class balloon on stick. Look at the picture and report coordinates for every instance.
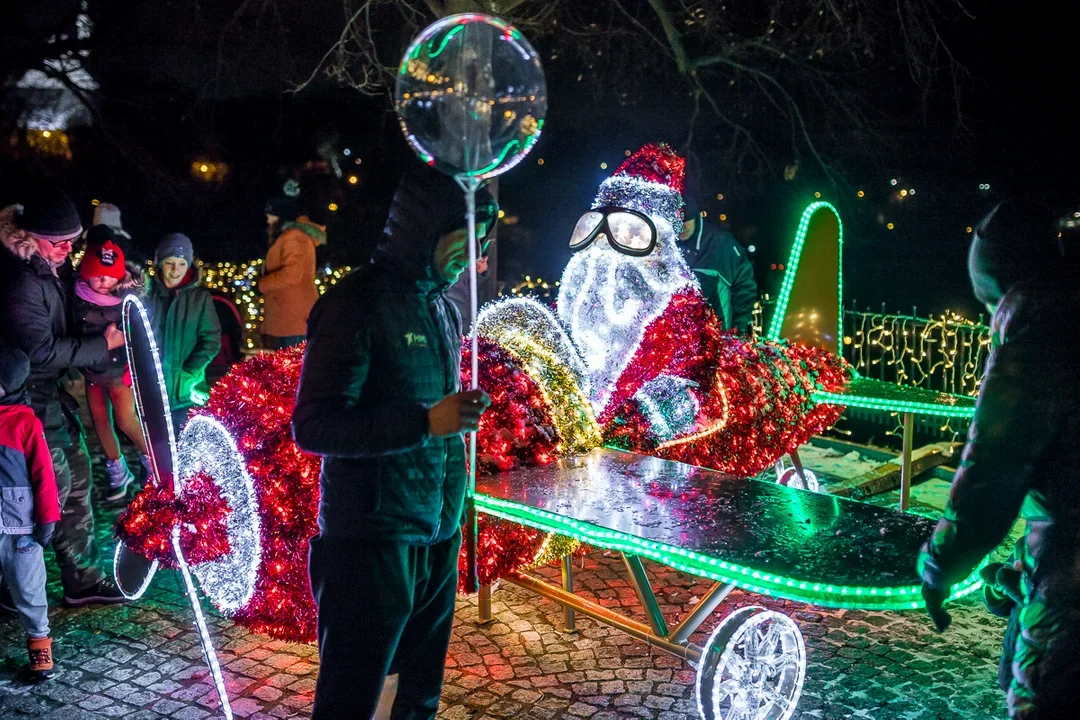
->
[395,13,547,593]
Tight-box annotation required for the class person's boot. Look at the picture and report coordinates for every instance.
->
[27,637,53,680]
[64,578,128,607]
[105,457,134,501]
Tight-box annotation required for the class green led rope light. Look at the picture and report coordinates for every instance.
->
[766,201,843,344]
[813,390,976,419]
[475,494,984,611]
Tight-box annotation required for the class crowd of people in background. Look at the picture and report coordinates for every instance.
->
[0,186,223,679]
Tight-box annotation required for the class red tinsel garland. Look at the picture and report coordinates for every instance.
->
[115,471,231,568]
[603,289,849,477]
[197,345,322,643]
[460,514,546,591]
[461,337,560,472]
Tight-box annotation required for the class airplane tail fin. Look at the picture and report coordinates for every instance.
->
[764,202,843,355]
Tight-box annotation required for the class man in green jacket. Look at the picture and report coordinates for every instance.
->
[146,234,221,431]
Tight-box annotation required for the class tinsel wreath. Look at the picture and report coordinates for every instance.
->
[461,337,560,472]
[116,471,231,568]
[196,345,322,643]
[603,290,849,477]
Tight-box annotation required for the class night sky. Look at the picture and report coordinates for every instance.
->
[1,2,1075,321]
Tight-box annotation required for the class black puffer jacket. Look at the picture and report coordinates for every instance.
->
[0,208,109,447]
[293,166,494,544]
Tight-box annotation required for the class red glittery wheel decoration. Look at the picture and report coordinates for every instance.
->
[613,142,686,194]
[116,471,232,569]
[197,345,322,643]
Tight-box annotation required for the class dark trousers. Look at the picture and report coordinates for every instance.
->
[53,437,105,594]
[309,530,461,720]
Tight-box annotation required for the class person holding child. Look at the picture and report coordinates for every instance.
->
[72,235,151,501]
[0,344,61,679]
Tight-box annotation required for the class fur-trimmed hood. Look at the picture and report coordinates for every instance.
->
[0,205,42,263]
[118,261,148,297]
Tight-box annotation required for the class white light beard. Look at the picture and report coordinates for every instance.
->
[557,223,696,415]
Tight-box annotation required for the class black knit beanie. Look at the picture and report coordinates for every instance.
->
[16,186,83,241]
[968,200,1064,308]
[0,345,30,397]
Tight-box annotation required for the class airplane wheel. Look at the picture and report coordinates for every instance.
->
[777,467,819,493]
[695,606,806,720]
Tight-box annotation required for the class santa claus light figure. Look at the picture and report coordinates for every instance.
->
[476,143,848,476]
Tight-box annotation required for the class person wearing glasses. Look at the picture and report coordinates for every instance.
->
[0,187,128,607]
[293,164,494,719]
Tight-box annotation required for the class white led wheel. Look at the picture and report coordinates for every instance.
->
[777,467,819,493]
[696,606,806,720]
[177,415,262,614]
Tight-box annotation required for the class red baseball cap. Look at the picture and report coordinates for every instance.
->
[79,240,127,281]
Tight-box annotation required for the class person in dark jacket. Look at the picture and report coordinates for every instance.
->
[678,195,757,333]
[918,200,1080,719]
[293,165,494,719]
[0,189,127,607]
[146,233,221,431]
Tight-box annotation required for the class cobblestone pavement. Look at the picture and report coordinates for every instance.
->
[0,409,1009,719]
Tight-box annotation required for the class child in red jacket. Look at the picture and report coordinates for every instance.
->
[0,344,61,680]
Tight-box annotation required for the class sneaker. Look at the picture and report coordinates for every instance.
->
[28,637,53,680]
[105,457,134,501]
[63,578,129,607]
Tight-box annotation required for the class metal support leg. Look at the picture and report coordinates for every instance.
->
[561,555,576,632]
[477,584,493,625]
[789,449,807,483]
[667,582,734,644]
[900,412,914,512]
[622,554,669,637]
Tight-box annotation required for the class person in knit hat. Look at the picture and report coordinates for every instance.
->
[87,202,143,267]
[259,188,327,350]
[0,185,127,607]
[147,233,220,431]
[0,343,62,679]
[919,200,1080,718]
[73,235,151,502]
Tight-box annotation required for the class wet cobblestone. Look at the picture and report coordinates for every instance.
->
[1,406,1009,718]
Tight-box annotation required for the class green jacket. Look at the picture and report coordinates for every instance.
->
[146,267,221,412]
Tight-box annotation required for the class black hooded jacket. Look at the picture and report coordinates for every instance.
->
[292,166,493,544]
[0,209,109,448]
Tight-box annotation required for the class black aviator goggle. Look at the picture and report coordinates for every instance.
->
[568,207,658,257]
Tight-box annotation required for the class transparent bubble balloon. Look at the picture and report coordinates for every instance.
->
[395,14,547,181]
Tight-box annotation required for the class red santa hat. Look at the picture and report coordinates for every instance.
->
[592,143,686,232]
[79,239,127,281]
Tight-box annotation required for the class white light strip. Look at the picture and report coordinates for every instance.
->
[121,295,234,720]
[112,544,158,601]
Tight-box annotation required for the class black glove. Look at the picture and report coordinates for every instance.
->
[32,522,56,548]
[921,582,952,632]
